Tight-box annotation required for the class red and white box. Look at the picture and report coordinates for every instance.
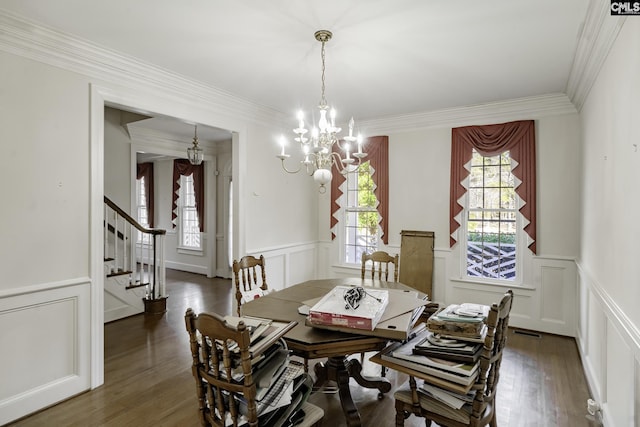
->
[308,286,389,331]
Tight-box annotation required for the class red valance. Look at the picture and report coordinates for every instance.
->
[450,120,536,253]
[172,159,204,232]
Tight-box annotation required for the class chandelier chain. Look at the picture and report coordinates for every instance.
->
[320,40,327,107]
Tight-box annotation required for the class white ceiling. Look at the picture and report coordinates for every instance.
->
[1,1,589,127]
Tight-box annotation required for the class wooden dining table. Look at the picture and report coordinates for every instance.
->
[242,277,424,427]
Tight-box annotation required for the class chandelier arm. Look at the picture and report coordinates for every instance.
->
[329,151,348,174]
[279,158,303,174]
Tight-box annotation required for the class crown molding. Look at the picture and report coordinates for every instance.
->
[357,93,577,135]
[0,7,610,135]
[0,10,284,128]
[566,0,626,112]
[126,125,230,155]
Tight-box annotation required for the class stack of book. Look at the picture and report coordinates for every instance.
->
[220,316,311,427]
[377,305,490,411]
[379,330,481,393]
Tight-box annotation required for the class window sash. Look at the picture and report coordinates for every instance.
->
[464,150,518,282]
[179,175,201,249]
[136,177,151,244]
[342,161,379,264]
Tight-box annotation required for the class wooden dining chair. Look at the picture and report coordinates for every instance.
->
[361,251,399,282]
[185,308,324,427]
[232,255,268,316]
[393,290,514,427]
[360,250,399,377]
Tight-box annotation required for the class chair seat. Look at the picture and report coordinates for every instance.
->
[299,401,325,427]
[394,388,471,424]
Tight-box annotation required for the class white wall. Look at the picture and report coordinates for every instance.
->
[0,50,93,424]
[0,13,317,425]
[320,113,581,337]
[577,18,640,427]
[104,107,132,211]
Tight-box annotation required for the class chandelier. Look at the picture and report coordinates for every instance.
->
[187,125,203,165]
[277,30,367,193]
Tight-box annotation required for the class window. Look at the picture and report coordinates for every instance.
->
[466,150,517,280]
[450,120,537,284]
[135,176,151,244]
[179,174,201,249]
[136,176,149,228]
[331,136,389,262]
[344,162,379,264]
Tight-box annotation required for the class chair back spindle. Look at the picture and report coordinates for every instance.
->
[361,251,399,282]
[232,255,268,316]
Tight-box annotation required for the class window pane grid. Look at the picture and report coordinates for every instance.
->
[344,161,379,264]
[180,174,201,249]
[467,150,517,281]
[136,176,151,244]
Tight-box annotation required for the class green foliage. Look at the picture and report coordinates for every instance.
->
[357,162,379,236]
[468,232,516,244]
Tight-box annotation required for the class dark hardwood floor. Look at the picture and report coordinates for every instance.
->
[8,269,596,427]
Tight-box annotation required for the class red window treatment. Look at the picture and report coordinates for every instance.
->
[136,162,154,228]
[331,135,389,244]
[450,120,536,253]
[172,159,205,232]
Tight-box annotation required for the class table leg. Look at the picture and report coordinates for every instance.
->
[346,358,392,397]
[312,356,392,427]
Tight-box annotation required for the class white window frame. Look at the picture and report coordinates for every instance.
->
[178,174,202,251]
[135,176,151,245]
[460,150,523,285]
[341,162,380,265]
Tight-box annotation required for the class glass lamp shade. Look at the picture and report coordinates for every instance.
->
[187,146,203,165]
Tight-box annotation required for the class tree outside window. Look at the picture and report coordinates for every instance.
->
[344,161,379,264]
[466,150,517,280]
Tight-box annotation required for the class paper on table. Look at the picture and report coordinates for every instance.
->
[303,288,427,323]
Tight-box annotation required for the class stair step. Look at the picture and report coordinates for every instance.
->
[126,282,149,290]
[107,269,133,278]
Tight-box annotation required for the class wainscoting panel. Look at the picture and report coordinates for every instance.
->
[604,322,634,426]
[249,241,317,291]
[540,266,565,323]
[446,256,575,336]
[577,263,640,427]
[288,247,317,286]
[263,253,286,292]
[432,249,448,302]
[0,279,91,425]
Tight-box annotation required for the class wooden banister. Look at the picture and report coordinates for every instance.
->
[104,195,167,302]
[104,196,166,236]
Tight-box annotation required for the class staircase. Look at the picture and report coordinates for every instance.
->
[104,196,167,322]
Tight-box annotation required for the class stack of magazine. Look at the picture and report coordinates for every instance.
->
[426,303,489,341]
[220,316,312,427]
[377,303,492,411]
[382,330,481,390]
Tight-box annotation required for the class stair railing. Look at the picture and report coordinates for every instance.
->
[104,196,167,300]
